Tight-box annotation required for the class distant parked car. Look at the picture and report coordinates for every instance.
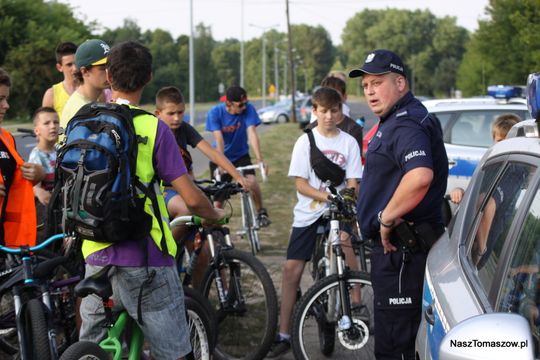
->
[257,97,304,124]
[298,96,312,128]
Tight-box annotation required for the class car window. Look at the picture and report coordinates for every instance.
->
[450,110,525,148]
[468,162,536,293]
[432,112,452,132]
[497,185,540,355]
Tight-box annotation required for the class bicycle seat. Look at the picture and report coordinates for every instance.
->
[75,265,114,299]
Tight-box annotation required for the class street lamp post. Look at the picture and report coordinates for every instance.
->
[249,24,278,108]
[274,44,279,100]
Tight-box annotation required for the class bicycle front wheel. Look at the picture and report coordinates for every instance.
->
[200,248,278,360]
[183,286,216,360]
[291,271,375,360]
[25,298,52,360]
[59,341,109,360]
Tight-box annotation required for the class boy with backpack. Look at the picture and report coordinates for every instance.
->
[268,87,363,357]
[70,41,224,360]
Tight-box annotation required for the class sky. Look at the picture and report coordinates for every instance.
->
[58,0,490,45]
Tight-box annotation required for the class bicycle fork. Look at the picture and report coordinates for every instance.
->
[208,231,246,313]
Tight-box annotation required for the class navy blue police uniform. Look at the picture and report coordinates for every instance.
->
[357,91,448,359]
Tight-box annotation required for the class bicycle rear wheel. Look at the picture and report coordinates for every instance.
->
[25,298,52,360]
[200,248,278,360]
[291,271,375,360]
[183,286,217,360]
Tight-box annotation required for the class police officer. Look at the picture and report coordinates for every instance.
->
[350,49,448,359]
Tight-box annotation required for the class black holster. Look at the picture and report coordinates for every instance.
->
[392,222,443,253]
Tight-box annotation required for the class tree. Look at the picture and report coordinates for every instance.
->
[341,9,468,97]
[457,0,540,96]
[101,18,143,46]
[212,39,241,90]
[193,23,218,102]
[0,0,90,117]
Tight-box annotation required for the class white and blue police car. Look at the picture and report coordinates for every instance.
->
[422,91,528,195]
[415,77,540,360]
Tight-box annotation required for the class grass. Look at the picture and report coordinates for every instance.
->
[218,122,304,255]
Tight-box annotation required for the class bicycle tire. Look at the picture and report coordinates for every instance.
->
[59,341,109,360]
[183,286,217,359]
[200,248,278,360]
[25,298,52,360]
[291,271,375,360]
[310,233,327,281]
[242,195,259,255]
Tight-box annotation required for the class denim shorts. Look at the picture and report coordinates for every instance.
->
[163,188,178,206]
[79,265,191,359]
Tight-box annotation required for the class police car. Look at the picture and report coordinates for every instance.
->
[415,75,540,359]
[423,95,528,194]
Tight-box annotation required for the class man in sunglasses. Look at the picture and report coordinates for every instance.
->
[206,85,271,226]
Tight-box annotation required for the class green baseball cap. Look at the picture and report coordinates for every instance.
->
[75,39,110,70]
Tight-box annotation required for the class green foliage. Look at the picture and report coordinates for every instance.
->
[341,8,468,97]
[457,0,540,96]
[0,0,90,118]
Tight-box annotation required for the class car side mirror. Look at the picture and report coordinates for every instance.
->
[439,313,534,360]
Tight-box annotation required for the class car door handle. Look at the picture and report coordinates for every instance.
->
[448,159,457,167]
[424,304,435,326]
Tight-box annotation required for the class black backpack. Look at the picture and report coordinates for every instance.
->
[305,128,346,187]
[49,102,163,246]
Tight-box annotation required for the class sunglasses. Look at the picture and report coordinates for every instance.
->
[234,101,248,109]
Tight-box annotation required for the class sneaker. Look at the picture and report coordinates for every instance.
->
[257,208,272,227]
[267,336,291,358]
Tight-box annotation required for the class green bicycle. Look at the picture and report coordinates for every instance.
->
[59,265,216,360]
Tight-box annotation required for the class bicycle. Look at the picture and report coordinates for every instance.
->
[59,265,217,360]
[214,162,267,255]
[310,186,371,287]
[171,188,278,360]
[0,233,73,360]
[291,188,375,359]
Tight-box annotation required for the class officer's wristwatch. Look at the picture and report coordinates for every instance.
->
[377,210,394,228]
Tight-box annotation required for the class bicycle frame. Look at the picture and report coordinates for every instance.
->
[171,216,240,308]
[214,162,267,255]
[0,234,66,360]
[99,310,144,360]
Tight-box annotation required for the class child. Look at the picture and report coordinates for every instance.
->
[268,87,363,357]
[155,86,249,221]
[28,107,60,242]
[78,41,224,360]
[449,113,521,204]
[42,42,78,116]
[155,86,249,287]
[0,68,45,246]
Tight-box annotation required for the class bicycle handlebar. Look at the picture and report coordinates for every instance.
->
[195,179,244,200]
[0,233,65,254]
[214,162,268,182]
[169,215,229,228]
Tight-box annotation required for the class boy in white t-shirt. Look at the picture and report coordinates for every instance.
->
[268,87,363,357]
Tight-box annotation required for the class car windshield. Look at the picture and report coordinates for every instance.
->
[449,110,528,148]
[275,99,292,107]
